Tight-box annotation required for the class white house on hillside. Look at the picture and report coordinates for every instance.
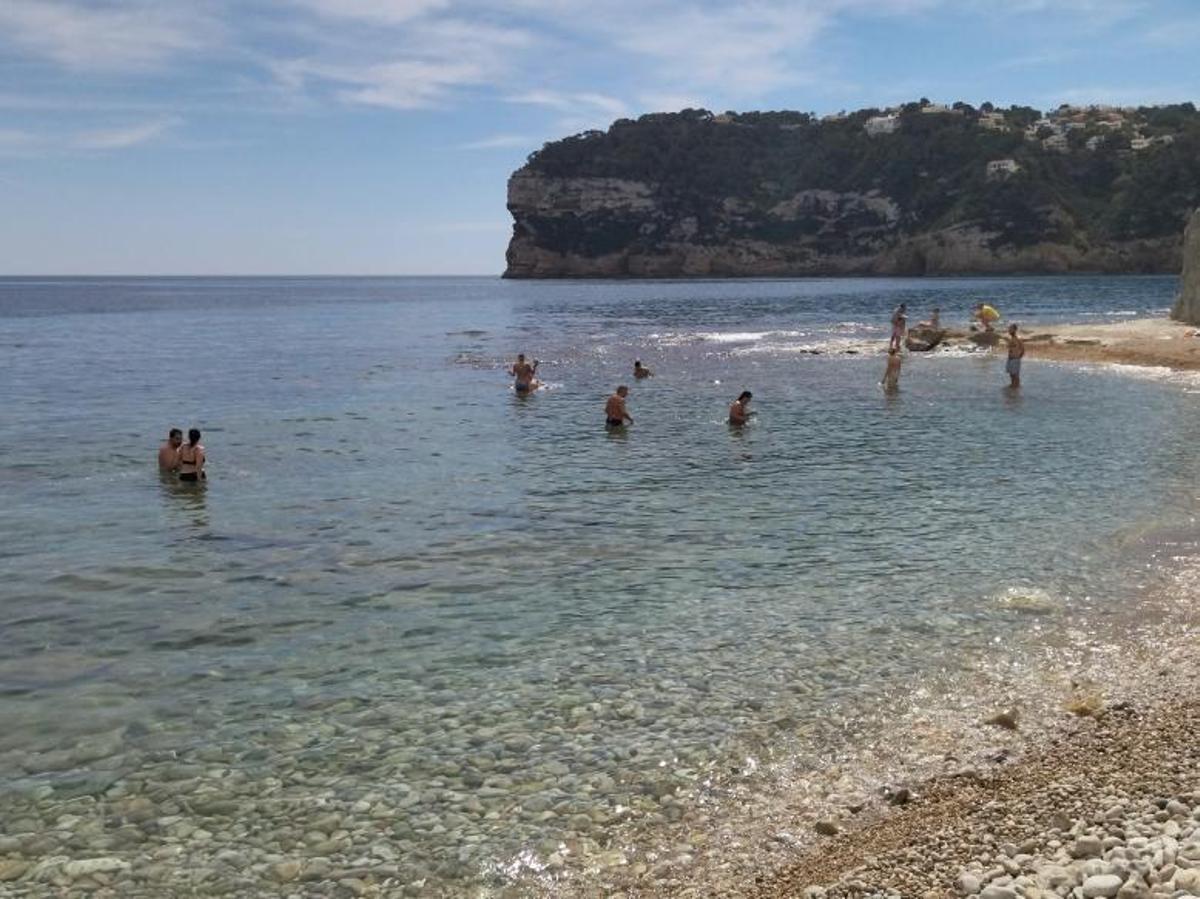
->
[986,159,1020,179]
[864,114,900,136]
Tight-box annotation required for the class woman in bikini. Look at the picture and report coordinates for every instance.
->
[177,429,207,482]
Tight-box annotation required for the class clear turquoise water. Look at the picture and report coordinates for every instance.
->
[1,275,1198,893]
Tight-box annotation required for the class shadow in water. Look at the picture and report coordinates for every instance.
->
[159,472,209,531]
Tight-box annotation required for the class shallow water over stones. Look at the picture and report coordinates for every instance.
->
[0,275,1196,895]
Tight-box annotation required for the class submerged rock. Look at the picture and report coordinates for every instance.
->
[905,326,946,351]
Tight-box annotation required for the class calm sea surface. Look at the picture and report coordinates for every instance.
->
[1,275,1198,894]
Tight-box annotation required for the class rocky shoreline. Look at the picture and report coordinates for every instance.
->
[750,675,1200,899]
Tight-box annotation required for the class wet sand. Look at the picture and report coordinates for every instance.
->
[985,317,1200,371]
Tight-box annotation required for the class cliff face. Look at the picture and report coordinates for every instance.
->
[503,105,1200,279]
[505,172,1179,278]
[1171,210,1200,324]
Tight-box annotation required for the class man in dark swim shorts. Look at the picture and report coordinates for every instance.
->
[511,354,538,393]
[605,386,633,428]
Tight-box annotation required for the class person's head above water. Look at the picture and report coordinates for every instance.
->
[517,353,526,362]
[187,428,201,446]
[615,385,629,397]
[1009,323,1018,335]
[168,428,182,445]
[888,347,898,356]
[738,391,752,402]
[634,360,643,368]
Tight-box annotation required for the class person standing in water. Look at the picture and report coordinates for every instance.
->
[605,386,633,429]
[729,391,754,426]
[158,428,183,471]
[1006,323,1025,387]
[881,347,902,392]
[889,303,907,351]
[511,354,539,393]
[633,360,653,379]
[178,429,206,482]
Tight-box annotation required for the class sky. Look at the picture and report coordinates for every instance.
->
[1,0,1199,275]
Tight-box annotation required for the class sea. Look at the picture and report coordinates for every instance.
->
[2,275,1199,895]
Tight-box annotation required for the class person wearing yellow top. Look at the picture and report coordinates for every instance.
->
[973,302,1001,332]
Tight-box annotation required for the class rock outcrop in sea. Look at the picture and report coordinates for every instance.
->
[1171,208,1200,325]
[504,104,1200,279]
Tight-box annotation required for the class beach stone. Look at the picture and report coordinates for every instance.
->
[1072,835,1105,858]
[984,709,1019,730]
[272,860,302,883]
[63,858,130,878]
[979,886,1018,899]
[1176,870,1200,891]
[0,860,30,882]
[815,820,839,836]
[1081,873,1123,898]
[957,871,982,894]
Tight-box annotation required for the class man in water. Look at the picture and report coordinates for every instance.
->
[158,428,183,471]
[605,385,633,428]
[889,303,907,351]
[917,306,941,330]
[633,360,653,379]
[881,347,902,392]
[1006,323,1025,387]
[511,353,539,393]
[729,390,754,426]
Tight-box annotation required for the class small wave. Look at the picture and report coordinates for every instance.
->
[655,330,806,346]
[734,337,881,356]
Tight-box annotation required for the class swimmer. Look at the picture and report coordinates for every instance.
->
[917,306,941,330]
[889,303,907,351]
[177,428,207,482]
[158,428,183,471]
[511,353,539,393]
[633,360,653,379]
[605,386,633,428]
[881,346,902,392]
[728,390,754,426]
[1006,323,1025,387]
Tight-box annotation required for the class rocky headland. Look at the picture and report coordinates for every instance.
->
[1171,209,1200,325]
[505,103,1200,279]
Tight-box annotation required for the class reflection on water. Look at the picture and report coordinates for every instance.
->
[0,275,1195,895]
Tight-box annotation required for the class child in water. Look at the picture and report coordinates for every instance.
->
[881,347,902,392]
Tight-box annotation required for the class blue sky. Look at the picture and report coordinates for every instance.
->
[1,0,1198,275]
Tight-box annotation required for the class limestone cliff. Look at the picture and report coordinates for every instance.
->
[1171,210,1200,324]
[504,105,1200,279]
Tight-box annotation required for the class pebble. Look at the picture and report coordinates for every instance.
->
[1081,873,1123,898]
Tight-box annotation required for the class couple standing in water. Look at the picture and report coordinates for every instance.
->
[605,385,753,430]
[158,428,207,481]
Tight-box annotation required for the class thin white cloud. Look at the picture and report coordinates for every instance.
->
[290,0,449,25]
[1042,86,1195,107]
[0,0,213,71]
[74,118,179,150]
[271,18,535,110]
[458,134,537,150]
[508,90,628,117]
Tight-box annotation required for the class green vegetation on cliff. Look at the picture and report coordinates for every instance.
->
[518,102,1200,263]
